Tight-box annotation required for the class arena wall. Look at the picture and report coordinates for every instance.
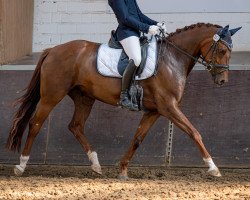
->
[33,0,250,52]
[0,53,249,167]
[0,0,249,168]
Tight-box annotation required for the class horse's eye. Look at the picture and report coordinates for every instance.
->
[219,49,226,55]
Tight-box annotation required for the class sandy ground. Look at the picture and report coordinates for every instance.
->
[0,165,249,200]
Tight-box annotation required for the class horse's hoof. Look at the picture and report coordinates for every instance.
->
[14,165,24,176]
[208,167,222,177]
[118,174,129,180]
[91,164,102,175]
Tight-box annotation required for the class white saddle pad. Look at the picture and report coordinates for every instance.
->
[97,37,157,80]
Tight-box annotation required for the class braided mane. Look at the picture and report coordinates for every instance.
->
[167,23,222,38]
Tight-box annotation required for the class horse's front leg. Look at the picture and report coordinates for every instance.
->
[119,111,160,180]
[158,100,221,177]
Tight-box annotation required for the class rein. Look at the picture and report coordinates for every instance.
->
[156,29,231,74]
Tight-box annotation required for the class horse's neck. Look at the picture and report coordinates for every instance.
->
[167,26,217,76]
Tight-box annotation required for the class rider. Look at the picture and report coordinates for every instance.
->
[108,0,166,111]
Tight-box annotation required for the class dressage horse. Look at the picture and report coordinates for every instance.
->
[6,23,241,179]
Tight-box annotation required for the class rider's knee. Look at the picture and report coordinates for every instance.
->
[133,54,142,67]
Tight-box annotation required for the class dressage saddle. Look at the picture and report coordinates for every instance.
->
[108,30,149,77]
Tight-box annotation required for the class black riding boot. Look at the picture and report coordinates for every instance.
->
[120,59,139,111]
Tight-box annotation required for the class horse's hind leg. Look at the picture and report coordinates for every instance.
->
[68,88,102,174]
[119,111,160,180]
[14,97,63,176]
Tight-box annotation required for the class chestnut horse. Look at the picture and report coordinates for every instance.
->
[6,23,241,179]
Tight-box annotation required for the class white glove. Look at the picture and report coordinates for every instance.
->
[148,25,160,36]
[157,22,167,33]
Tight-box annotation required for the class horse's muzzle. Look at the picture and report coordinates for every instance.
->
[214,74,229,85]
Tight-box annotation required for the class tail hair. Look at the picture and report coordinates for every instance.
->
[6,49,51,152]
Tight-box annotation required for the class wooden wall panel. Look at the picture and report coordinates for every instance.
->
[0,71,168,166]
[0,71,47,164]
[0,0,34,64]
[0,69,249,167]
[45,99,168,166]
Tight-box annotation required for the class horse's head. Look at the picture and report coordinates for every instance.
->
[200,25,241,85]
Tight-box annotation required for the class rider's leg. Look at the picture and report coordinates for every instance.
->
[119,36,141,111]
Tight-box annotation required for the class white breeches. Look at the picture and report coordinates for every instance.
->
[120,36,141,67]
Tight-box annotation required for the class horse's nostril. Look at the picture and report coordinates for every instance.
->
[220,80,225,85]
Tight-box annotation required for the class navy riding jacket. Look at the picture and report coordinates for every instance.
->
[108,0,158,41]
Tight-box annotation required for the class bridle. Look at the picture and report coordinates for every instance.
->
[156,28,232,75]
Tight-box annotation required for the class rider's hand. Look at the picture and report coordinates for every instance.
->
[157,22,167,33]
[148,25,160,35]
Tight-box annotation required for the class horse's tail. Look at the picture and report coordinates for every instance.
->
[6,49,51,152]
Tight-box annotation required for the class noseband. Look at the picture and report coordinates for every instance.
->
[199,36,231,73]
[157,29,231,75]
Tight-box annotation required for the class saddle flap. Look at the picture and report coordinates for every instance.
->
[97,36,158,81]
[108,31,150,76]
[117,40,149,77]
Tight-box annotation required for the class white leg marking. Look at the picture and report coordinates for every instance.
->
[14,155,29,176]
[87,151,102,175]
[203,157,221,177]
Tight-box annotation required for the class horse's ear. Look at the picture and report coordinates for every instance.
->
[218,25,229,37]
[222,25,229,35]
[224,24,229,30]
[229,27,242,36]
